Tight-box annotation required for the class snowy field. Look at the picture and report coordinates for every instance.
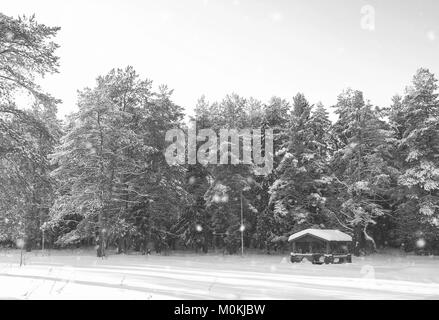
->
[1,250,439,300]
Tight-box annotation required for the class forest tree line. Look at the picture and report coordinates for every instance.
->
[1,15,438,256]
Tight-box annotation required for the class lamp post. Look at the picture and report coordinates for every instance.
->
[240,191,244,256]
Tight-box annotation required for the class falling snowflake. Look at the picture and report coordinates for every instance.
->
[213,194,221,203]
[5,31,14,41]
[188,176,196,185]
[337,47,346,54]
[16,239,25,249]
[416,238,426,249]
[160,11,174,22]
[269,12,282,23]
[221,194,229,203]
[427,30,436,41]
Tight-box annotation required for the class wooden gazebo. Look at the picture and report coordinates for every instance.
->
[288,229,353,264]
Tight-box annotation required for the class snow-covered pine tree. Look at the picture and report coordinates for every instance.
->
[49,67,187,256]
[174,96,213,252]
[329,89,395,253]
[254,97,291,251]
[268,94,331,244]
[0,14,60,250]
[396,69,439,241]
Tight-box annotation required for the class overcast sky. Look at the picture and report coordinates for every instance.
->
[2,0,439,120]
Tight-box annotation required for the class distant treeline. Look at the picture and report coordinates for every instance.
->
[0,14,438,256]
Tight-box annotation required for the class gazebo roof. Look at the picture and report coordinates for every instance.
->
[288,229,352,242]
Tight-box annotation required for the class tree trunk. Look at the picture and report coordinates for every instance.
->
[96,210,105,258]
[363,225,377,253]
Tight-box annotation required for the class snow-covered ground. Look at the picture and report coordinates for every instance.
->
[1,249,439,299]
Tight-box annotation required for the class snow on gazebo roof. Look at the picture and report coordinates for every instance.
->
[288,229,352,242]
